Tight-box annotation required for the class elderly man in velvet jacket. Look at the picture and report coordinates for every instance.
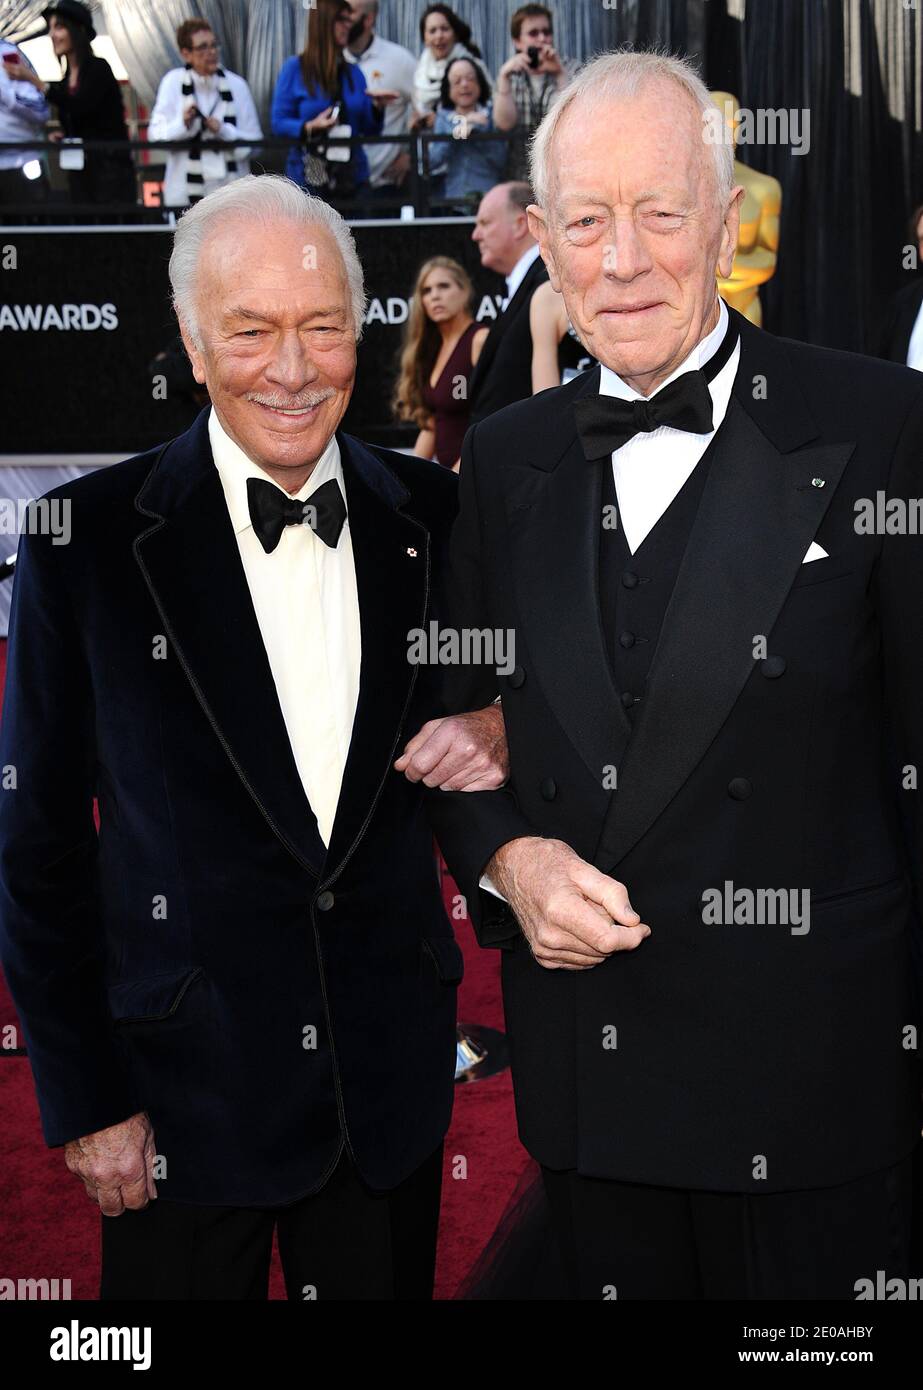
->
[0,174,504,1301]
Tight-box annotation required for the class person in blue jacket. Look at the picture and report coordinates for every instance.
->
[271,0,396,199]
[430,56,506,211]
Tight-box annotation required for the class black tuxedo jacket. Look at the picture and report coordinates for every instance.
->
[467,253,548,425]
[0,409,463,1205]
[429,307,923,1193]
[877,278,923,364]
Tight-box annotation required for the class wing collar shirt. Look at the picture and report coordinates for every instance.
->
[598,297,740,553]
[209,408,361,848]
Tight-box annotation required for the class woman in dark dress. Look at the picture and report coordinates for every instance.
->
[16,2,134,204]
[393,256,488,470]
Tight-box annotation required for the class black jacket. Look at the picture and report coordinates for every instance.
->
[429,307,923,1193]
[467,253,548,425]
[876,278,923,365]
[0,409,463,1205]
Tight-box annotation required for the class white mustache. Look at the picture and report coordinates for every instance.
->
[247,388,335,410]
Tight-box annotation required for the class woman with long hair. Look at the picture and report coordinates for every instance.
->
[412,4,488,129]
[15,1,134,204]
[393,256,488,470]
[272,0,397,199]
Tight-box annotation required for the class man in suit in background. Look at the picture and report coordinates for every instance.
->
[877,202,923,366]
[468,181,549,423]
[0,175,506,1301]
[429,51,923,1299]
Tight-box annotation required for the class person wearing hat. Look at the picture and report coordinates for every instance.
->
[14,2,135,204]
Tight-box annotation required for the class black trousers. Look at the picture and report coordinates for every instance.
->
[100,1143,443,1301]
[542,1144,919,1300]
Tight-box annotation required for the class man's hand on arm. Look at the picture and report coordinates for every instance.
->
[486,837,650,970]
[394,704,508,791]
[64,1111,158,1217]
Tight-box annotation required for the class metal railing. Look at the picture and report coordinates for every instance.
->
[0,129,514,222]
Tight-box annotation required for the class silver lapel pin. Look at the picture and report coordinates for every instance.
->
[811,477,826,488]
[406,546,418,557]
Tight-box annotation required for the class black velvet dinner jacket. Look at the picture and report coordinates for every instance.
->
[0,409,466,1205]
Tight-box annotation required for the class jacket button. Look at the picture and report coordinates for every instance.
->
[621,570,639,589]
[760,656,787,679]
[540,777,557,801]
[316,890,335,911]
[619,631,636,649]
[727,778,752,800]
[508,666,526,689]
[620,690,636,708]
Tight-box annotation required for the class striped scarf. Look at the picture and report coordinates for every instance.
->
[181,64,237,204]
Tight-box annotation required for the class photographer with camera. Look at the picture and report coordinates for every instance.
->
[493,5,574,182]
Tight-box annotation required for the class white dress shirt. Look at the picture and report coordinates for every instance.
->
[209,409,361,847]
[599,298,740,552]
[504,242,542,306]
[481,303,739,900]
[345,33,417,186]
[906,297,923,372]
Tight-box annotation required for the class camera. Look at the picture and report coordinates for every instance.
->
[527,46,542,69]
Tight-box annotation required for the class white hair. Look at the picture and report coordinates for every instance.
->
[529,48,735,217]
[168,174,368,347]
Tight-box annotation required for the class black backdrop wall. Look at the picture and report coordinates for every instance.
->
[603,0,923,353]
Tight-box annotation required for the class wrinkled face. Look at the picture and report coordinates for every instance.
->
[448,59,479,109]
[424,13,455,59]
[181,218,356,485]
[181,28,219,78]
[420,267,468,322]
[529,82,742,395]
[515,15,553,52]
[472,185,525,274]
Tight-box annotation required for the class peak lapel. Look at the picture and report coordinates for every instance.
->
[132,412,326,875]
[505,369,632,790]
[594,320,855,871]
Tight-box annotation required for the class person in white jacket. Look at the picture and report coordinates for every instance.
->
[147,18,261,208]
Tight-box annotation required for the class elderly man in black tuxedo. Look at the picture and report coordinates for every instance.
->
[429,51,923,1299]
[0,174,506,1301]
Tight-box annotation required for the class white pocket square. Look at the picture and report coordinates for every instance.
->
[802,542,829,563]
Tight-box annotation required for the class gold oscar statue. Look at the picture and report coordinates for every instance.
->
[710,91,782,326]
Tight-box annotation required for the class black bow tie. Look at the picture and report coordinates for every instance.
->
[574,320,739,461]
[246,476,346,555]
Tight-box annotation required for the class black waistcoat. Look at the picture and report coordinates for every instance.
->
[599,439,717,725]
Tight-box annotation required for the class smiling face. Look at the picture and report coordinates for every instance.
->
[424,12,455,60]
[420,266,469,324]
[48,16,74,59]
[529,80,742,395]
[447,59,479,110]
[180,27,219,78]
[180,218,356,490]
[332,6,354,49]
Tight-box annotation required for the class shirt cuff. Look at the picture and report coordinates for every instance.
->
[479,873,507,902]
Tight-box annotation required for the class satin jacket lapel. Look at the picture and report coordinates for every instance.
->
[505,366,632,791]
[321,434,430,881]
[594,314,856,871]
[133,410,327,875]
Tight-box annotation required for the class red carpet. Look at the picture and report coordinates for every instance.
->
[0,639,531,1298]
